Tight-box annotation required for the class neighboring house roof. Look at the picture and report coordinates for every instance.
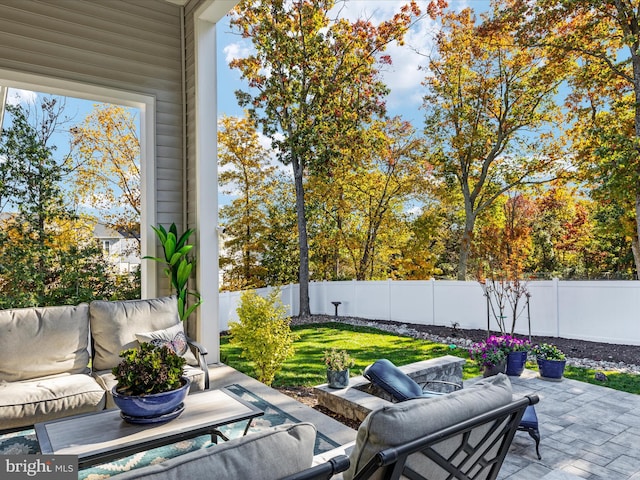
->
[94,223,140,240]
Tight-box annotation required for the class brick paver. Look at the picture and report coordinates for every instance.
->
[498,370,640,479]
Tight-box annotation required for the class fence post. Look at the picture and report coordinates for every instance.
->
[431,278,436,325]
[553,277,560,338]
[387,279,392,321]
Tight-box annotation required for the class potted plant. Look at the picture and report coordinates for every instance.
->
[323,348,355,389]
[469,336,507,377]
[111,342,190,423]
[144,223,202,321]
[498,335,531,377]
[533,343,566,381]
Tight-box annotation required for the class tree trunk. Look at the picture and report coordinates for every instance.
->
[292,158,311,317]
[633,197,640,279]
[457,212,476,281]
[633,49,640,278]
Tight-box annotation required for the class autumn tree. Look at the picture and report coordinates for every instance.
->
[262,176,300,286]
[218,114,276,290]
[0,102,116,307]
[70,104,140,249]
[423,6,567,280]
[502,0,640,277]
[311,117,427,280]
[229,0,422,316]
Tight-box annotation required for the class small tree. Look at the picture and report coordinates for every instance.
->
[475,195,533,336]
[229,289,298,386]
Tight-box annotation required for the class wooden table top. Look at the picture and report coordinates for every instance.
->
[35,387,264,468]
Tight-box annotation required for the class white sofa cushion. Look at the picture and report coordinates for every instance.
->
[109,423,317,480]
[344,373,513,480]
[90,296,182,371]
[0,373,105,430]
[0,303,90,382]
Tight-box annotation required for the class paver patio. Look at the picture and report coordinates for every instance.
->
[499,370,640,479]
[210,364,640,479]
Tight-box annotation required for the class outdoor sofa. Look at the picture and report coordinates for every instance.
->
[0,296,209,431]
[109,373,538,480]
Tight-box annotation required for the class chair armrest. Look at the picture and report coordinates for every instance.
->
[187,337,209,389]
[281,455,350,480]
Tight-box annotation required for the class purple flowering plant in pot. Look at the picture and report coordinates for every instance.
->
[498,335,531,376]
[470,336,507,377]
[471,335,531,377]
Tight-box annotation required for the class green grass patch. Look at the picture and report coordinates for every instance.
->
[221,322,480,387]
[221,322,640,394]
[524,361,640,394]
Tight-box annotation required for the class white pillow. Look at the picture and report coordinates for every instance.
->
[136,323,199,366]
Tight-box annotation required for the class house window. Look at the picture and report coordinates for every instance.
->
[102,240,111,253]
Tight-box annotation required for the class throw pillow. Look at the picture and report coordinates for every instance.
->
[136,323,198,366]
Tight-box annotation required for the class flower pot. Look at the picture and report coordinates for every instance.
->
[327,369,350,389]
[537,358,566,381]
[506,351,528,376]
[482,360,506,378]
[112,377,190,423]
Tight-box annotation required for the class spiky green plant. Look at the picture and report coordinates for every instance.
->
[144,223,202,321]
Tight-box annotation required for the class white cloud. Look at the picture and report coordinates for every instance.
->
[6,88,37,106]
[328,1,441,117]
[224,42,251,64]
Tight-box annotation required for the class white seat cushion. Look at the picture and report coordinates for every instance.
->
[0,373,105,430]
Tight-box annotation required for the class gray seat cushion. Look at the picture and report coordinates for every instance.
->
[0,304,90,382]
[90,296,182,371]
[345,373,513,480]
[0,373,106,430]
[109,423,317,480]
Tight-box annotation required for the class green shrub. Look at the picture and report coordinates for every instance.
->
[229,290,298,385]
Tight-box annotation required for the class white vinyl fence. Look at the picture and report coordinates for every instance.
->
[218,279,640,346]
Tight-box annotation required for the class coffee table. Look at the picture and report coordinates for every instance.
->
[35,387,264,469]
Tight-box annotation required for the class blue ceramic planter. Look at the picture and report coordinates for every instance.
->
[506,351,528,376]
[112,377,190,419]
[537,358,566,380]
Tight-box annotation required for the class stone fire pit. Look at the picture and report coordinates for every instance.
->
[313,355,466,423]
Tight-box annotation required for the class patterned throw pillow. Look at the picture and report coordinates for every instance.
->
[135,323,198,366]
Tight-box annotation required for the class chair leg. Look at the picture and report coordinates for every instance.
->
[526,427,541,460]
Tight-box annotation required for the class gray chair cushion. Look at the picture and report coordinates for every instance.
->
[345,373,513,480]
[109,423,317,480]
[0,304,90,382]
[0,373,106,430]
[90,297,181,371]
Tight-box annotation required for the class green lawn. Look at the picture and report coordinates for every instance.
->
[220,321,640,394]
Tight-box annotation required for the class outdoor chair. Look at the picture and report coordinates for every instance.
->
[517,400,542,459]
[364,359,542,460]
[306,374,539,480]
[363,358,463,400]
